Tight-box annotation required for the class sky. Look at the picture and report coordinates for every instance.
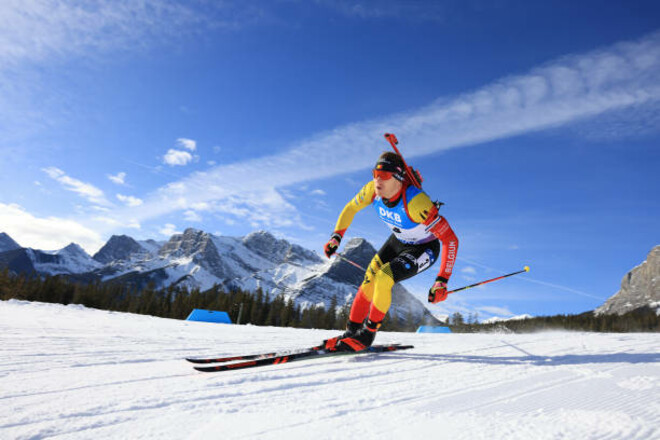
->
[0,0,658,321]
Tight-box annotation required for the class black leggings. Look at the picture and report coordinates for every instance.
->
[377,234,440,283]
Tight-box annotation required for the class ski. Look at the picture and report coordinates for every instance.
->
[186,342,404,364]
[191,344,413,373]
[186,347,319,364]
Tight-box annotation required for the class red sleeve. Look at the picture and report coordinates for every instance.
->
[433,217,458,281]
[424,206,458,281]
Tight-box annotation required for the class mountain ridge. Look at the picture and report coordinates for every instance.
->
[595,245,660,316]
[0,229,439,326]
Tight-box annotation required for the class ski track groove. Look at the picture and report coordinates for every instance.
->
[5,341,537,434]
[2,338,601,408]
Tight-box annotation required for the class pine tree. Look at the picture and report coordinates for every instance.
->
[324,296,338,330]
[451,312,464,326]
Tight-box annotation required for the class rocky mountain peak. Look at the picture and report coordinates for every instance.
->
[0,233,21,253]
[93,235,145,264]
[596,245,660,315]
[159,228,217,260]
[342,238,375,261]
[326,238,376,287]
[242,230,322,265]
[59,243,89,258]
[242,230,289,262]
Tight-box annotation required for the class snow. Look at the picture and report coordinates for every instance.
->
[1,300,659,440]
[483,314,534,324]
[31,246,102,275]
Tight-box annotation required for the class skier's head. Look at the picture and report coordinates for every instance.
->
[374,152,405,181]
[373,152,404,199]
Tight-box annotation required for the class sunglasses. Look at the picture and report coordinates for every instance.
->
[372,169,394,180]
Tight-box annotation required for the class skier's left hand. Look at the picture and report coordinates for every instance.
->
[428,277,448,303]
[324,233,342,258]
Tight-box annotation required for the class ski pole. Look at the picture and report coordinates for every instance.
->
[448,266,530,295]
[333,253,366,271]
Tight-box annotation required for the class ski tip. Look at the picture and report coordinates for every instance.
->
[194,365,220,372]
[369,344,414,352]
[524,265,530,272]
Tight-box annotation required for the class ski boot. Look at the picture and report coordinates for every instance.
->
[323,320,362,350]
[337,319,381,352]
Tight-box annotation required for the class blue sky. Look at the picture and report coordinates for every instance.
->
[1,0,658,321]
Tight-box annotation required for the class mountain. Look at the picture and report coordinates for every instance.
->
[482,314,533,324]
[93,235,151,264]
[0,233,21,253]
[51,243,101,274]
[0,242,100,276]
[0,248,37,275]
[0,229,438,326]
[595,245,660,315]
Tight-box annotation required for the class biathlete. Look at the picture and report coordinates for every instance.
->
[323,149,459,351]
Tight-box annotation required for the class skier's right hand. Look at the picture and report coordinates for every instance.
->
[324,233,342,258]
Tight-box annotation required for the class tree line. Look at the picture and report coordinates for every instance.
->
[1,269,657,332]
[0,269,412,331]
[448,308,659,333]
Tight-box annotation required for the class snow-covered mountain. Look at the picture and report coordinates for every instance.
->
[482,314,533,324]
[0,230,439,326]
[0,232,21,252]
[40,243,102,274]
[0,241,100,276]
[596,245,660,315]
[93,235,153,264]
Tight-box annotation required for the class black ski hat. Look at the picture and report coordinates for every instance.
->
[374,152,405,181]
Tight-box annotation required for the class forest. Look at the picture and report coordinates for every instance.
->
[1,268,657,333]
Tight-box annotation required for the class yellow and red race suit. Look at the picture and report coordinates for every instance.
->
[332,181,459,324]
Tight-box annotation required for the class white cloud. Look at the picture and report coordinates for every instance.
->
[176,138,197,151]
[184,210,202,222]
[116,194,143,207]
[316,0,447,22]
[42,167,111,206]
[108,172,126,185]
[310,189,326,196]
[159,223,179,236]
[0,1,229,69]
[191,202,211,211]
[0,203,103,253]
[461,266,477,274]
[111,31,660,229]
[163,149,193,166]
[477,305,516,317]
